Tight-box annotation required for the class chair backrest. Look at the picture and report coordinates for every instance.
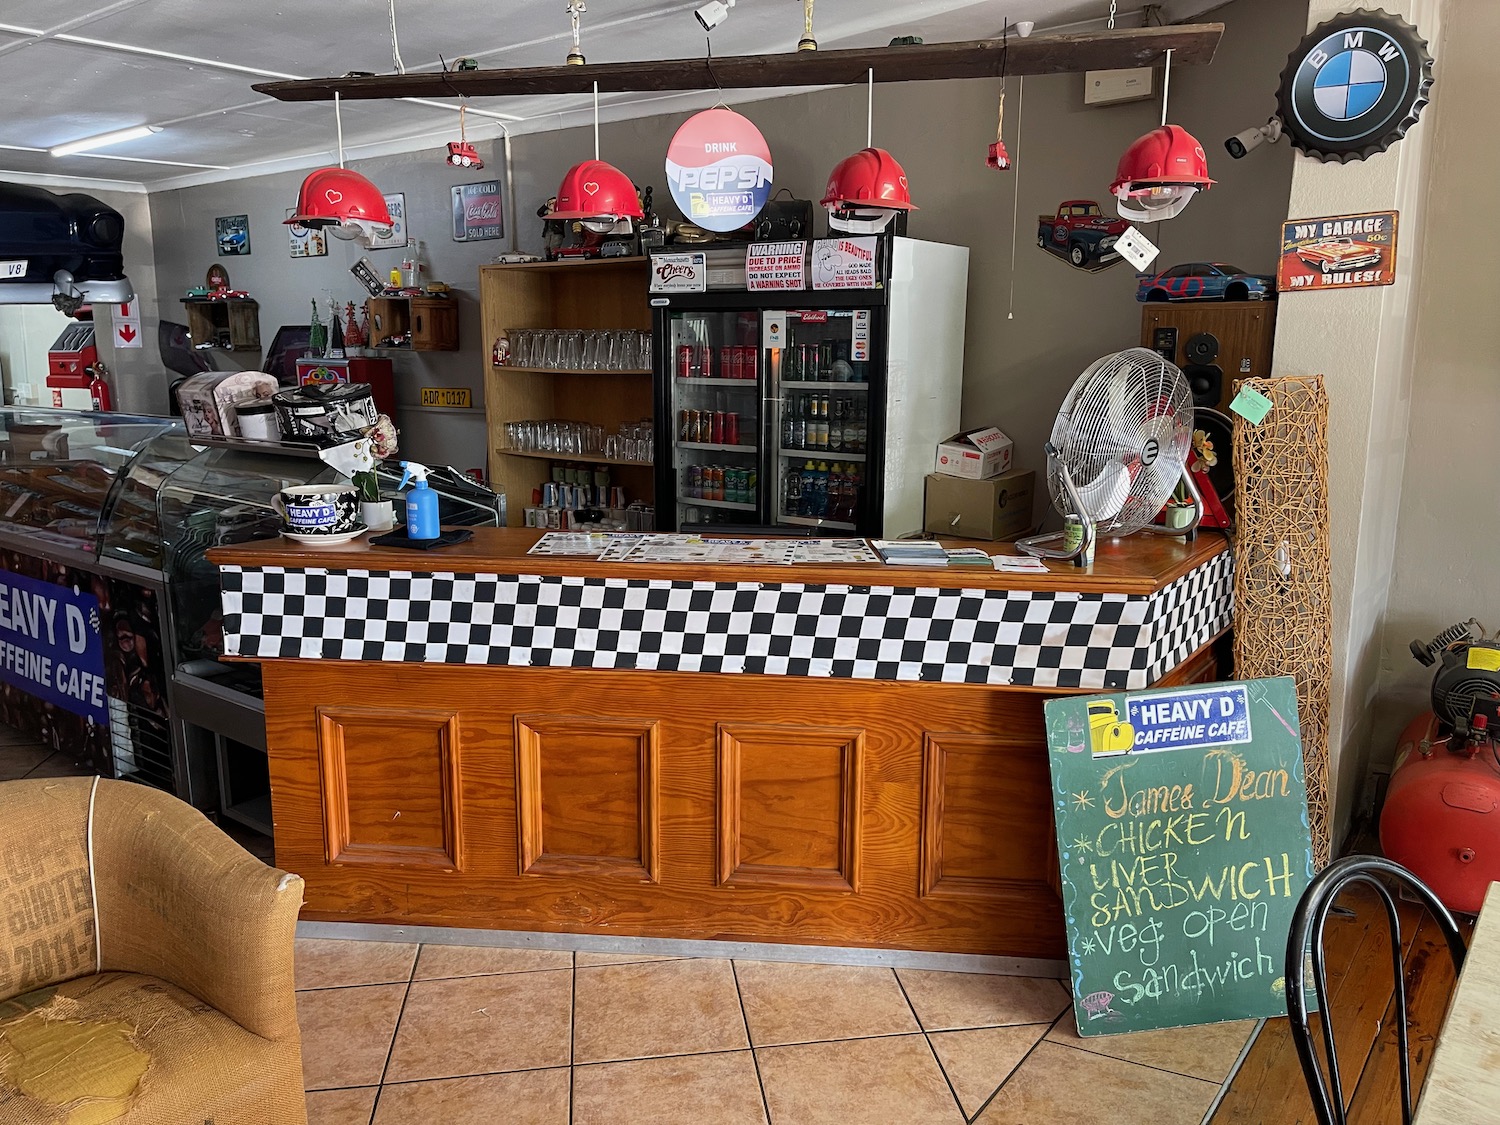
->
[1285,854,1468,1125]
[0,778,99,1000]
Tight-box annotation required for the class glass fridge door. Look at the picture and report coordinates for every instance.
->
[667,309,763,529]
[767,308,872,533]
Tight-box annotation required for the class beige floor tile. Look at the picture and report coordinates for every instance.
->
[414,943,572,979]
[573,1050,768,1125]
[305,1086,378,1125]
[574,951,684,967]
[296,984,407,1090]
[573,958,749,1064]
[734,960,918,1046]
[896,970,1071,1031]
[1045,1014,1257,1082]
[385,968,572,1082]
[372,1069,570,1125]
[756,1034,964,1125]
[928,1025,1049,1117]
[973,1041,1218,1125]
[0,744,50,779]
[296,939,418,990]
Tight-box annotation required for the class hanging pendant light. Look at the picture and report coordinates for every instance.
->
[284,93,395,246]
[1108,49,1213,222]
[550,82,641,233]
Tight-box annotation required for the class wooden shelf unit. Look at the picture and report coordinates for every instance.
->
[181,297,260,351]
[368,295,459,351]
[481,258,654,526]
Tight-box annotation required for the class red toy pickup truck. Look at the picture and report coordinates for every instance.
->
[1038,201,1129,268]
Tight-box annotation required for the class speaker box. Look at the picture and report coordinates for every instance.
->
[1139,301,1277,410]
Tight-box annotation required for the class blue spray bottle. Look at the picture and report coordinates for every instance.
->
[398,461,440,540]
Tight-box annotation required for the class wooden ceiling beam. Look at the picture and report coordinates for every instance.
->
[252,25,1223,102]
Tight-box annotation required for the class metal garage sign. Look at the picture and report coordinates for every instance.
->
[1278,210,1399,292]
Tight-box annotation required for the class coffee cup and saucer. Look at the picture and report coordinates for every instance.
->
[272,485,367,545]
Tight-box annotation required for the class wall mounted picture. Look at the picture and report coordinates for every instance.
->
[1037,200,1127,272]
[286,209,327,257]
[216,214,250,256]
[451,181,504,242]
[365,193,406,251]
[1278,210,1399,293]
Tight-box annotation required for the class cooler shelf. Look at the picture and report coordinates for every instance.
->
[780,381,867,391]
[778,448,866,462]
[677,496,756,511]
[678,442,758,454]
[779,515,858,531]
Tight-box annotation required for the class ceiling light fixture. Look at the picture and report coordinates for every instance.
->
[50,125,162,158]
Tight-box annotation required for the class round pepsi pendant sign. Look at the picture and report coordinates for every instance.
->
[1276,11,1433,163]
[665,109,773,232]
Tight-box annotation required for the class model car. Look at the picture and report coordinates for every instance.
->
[1038,200,1129,267]
[1135,262,1275,302]
[1088,700,1135,755]
[1295,237,1382,274]
[0,183,133,312]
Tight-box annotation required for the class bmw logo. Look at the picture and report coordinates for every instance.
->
[1276,10,1433,162]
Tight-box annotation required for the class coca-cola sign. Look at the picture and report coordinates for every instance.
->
[451,181,504,242]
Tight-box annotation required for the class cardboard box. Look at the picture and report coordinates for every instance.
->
[934,426,1014,480]
[924,469,1036,541]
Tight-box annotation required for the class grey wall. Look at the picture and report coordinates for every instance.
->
[149,0,1302,494]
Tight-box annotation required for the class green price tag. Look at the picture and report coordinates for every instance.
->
[1230,385,1274,425]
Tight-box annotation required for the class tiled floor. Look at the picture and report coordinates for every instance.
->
[0,733,1257,1124]
[295,936,1256,1125]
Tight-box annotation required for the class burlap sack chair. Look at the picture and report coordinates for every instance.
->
[0,777,307,1124]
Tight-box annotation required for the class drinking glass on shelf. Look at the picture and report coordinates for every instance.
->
[508,329,528,368]
[538,331,558,371]
[636,331,652,371]
[604,434,623,460]
[562,331,584,371]
[590,425,605,453]
[581,331,603,371]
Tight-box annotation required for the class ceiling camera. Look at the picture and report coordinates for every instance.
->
[1225,117,1283,159]
[695,0,735,31]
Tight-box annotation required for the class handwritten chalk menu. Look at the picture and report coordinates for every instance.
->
[1044,677,1314,1036]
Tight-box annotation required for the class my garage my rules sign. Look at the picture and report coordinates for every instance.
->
[0,570,107,724]
[1045,677,1314,1036]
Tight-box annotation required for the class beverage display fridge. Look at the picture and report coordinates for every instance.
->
[651,238,969,536]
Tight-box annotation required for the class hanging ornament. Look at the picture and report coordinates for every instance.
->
[988,86,1011,170]
[344,302,365,349]
[446,104,484,169]
[1274,10,1433,163]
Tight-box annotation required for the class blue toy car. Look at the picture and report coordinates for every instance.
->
[1136,262,1275,302]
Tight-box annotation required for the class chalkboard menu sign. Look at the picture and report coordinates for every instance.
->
[1044,677,1315,1036]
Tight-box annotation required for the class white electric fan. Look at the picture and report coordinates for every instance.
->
[1018,347,1203,565]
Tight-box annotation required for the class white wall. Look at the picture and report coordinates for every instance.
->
[1270,0,1444,842]
[0,305,71,404]
[1371,0,1498,761]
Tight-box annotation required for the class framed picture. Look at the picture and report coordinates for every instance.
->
[216,214,250,256]
[286,210,327,257]
[365,193,407,251]
[451,181,504,242]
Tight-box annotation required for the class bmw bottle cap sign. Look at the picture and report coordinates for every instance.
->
[1276,9,1433,163]
[665,108,773,232]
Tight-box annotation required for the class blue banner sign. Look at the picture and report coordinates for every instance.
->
[1108,684,1252,755]
[0,570,107,724]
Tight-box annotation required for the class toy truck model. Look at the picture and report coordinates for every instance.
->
[1296,237,1382,274]
[1038,201,1129,268]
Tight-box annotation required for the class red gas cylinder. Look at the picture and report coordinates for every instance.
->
[1379,711,1500,914]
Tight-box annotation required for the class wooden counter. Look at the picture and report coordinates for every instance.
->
[211,530,1232,960]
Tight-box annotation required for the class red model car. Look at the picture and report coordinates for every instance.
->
[1295,237,1381,274]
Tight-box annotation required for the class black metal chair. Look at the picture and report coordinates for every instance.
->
[1285,854,1468,1125]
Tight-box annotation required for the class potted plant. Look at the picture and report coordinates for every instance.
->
[1165,427,1216,528]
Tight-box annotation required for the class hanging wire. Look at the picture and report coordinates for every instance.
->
[593,80,600,159]
[1006,77,1024,320]
[335,91,345,167]
[1108,0,1118,30]
[705,38,729,109]
[1161,48,1173,126]
[389,0,406,74]
[867,68,874,148]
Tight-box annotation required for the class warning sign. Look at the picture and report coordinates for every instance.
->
[114,301,142,349]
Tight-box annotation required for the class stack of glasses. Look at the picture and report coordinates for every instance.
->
[504,419,654,464]
[500,329,652,372]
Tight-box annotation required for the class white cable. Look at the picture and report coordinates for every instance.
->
[1161,48,1172,126]
[867,68,873,148]
[389,0,406,74]
[86,775,101,973]
[1007,77,1024,320]
[335,91,344,167]
[593,80,600,160]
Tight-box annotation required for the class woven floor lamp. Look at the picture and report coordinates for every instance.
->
[1232,375,1333,868]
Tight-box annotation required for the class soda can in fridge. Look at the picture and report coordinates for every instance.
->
[678,410,691,441]
[724,411,740,446]
[712,411,726,444]
[720,346,735,381]
[677,345,693,379]
[687,464,703,498]
[742,345,758,380]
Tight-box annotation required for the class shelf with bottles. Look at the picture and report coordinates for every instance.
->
[675,377,757,387]
[522,459,656,532]
[675,405,755,449]
[778,390,869,456]
[781,459,865,526]
[497,367,653,377]
[779,380,868,391]
[680,463,758,507]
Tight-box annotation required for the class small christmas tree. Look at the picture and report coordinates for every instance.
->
[344,301,365,348]
[308,299,326,356]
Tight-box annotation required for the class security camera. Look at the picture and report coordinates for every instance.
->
[695,0,734,31]
[1225,117,1283,159]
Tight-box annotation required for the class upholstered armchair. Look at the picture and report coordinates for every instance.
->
[0,776,306,1124]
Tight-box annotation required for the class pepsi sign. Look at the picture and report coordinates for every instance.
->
[665,109,773,233]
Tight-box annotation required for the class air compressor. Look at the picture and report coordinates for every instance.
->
[1379,619,1500,914]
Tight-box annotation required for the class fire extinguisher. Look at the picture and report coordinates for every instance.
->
[86,361,113,412]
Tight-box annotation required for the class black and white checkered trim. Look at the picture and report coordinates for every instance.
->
[220,556,1231,690]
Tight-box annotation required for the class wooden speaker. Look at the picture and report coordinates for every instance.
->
[1139,301,1277,411]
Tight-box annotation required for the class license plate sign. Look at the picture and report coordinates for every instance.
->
[420,386,472,408]
[0,260,27,279]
